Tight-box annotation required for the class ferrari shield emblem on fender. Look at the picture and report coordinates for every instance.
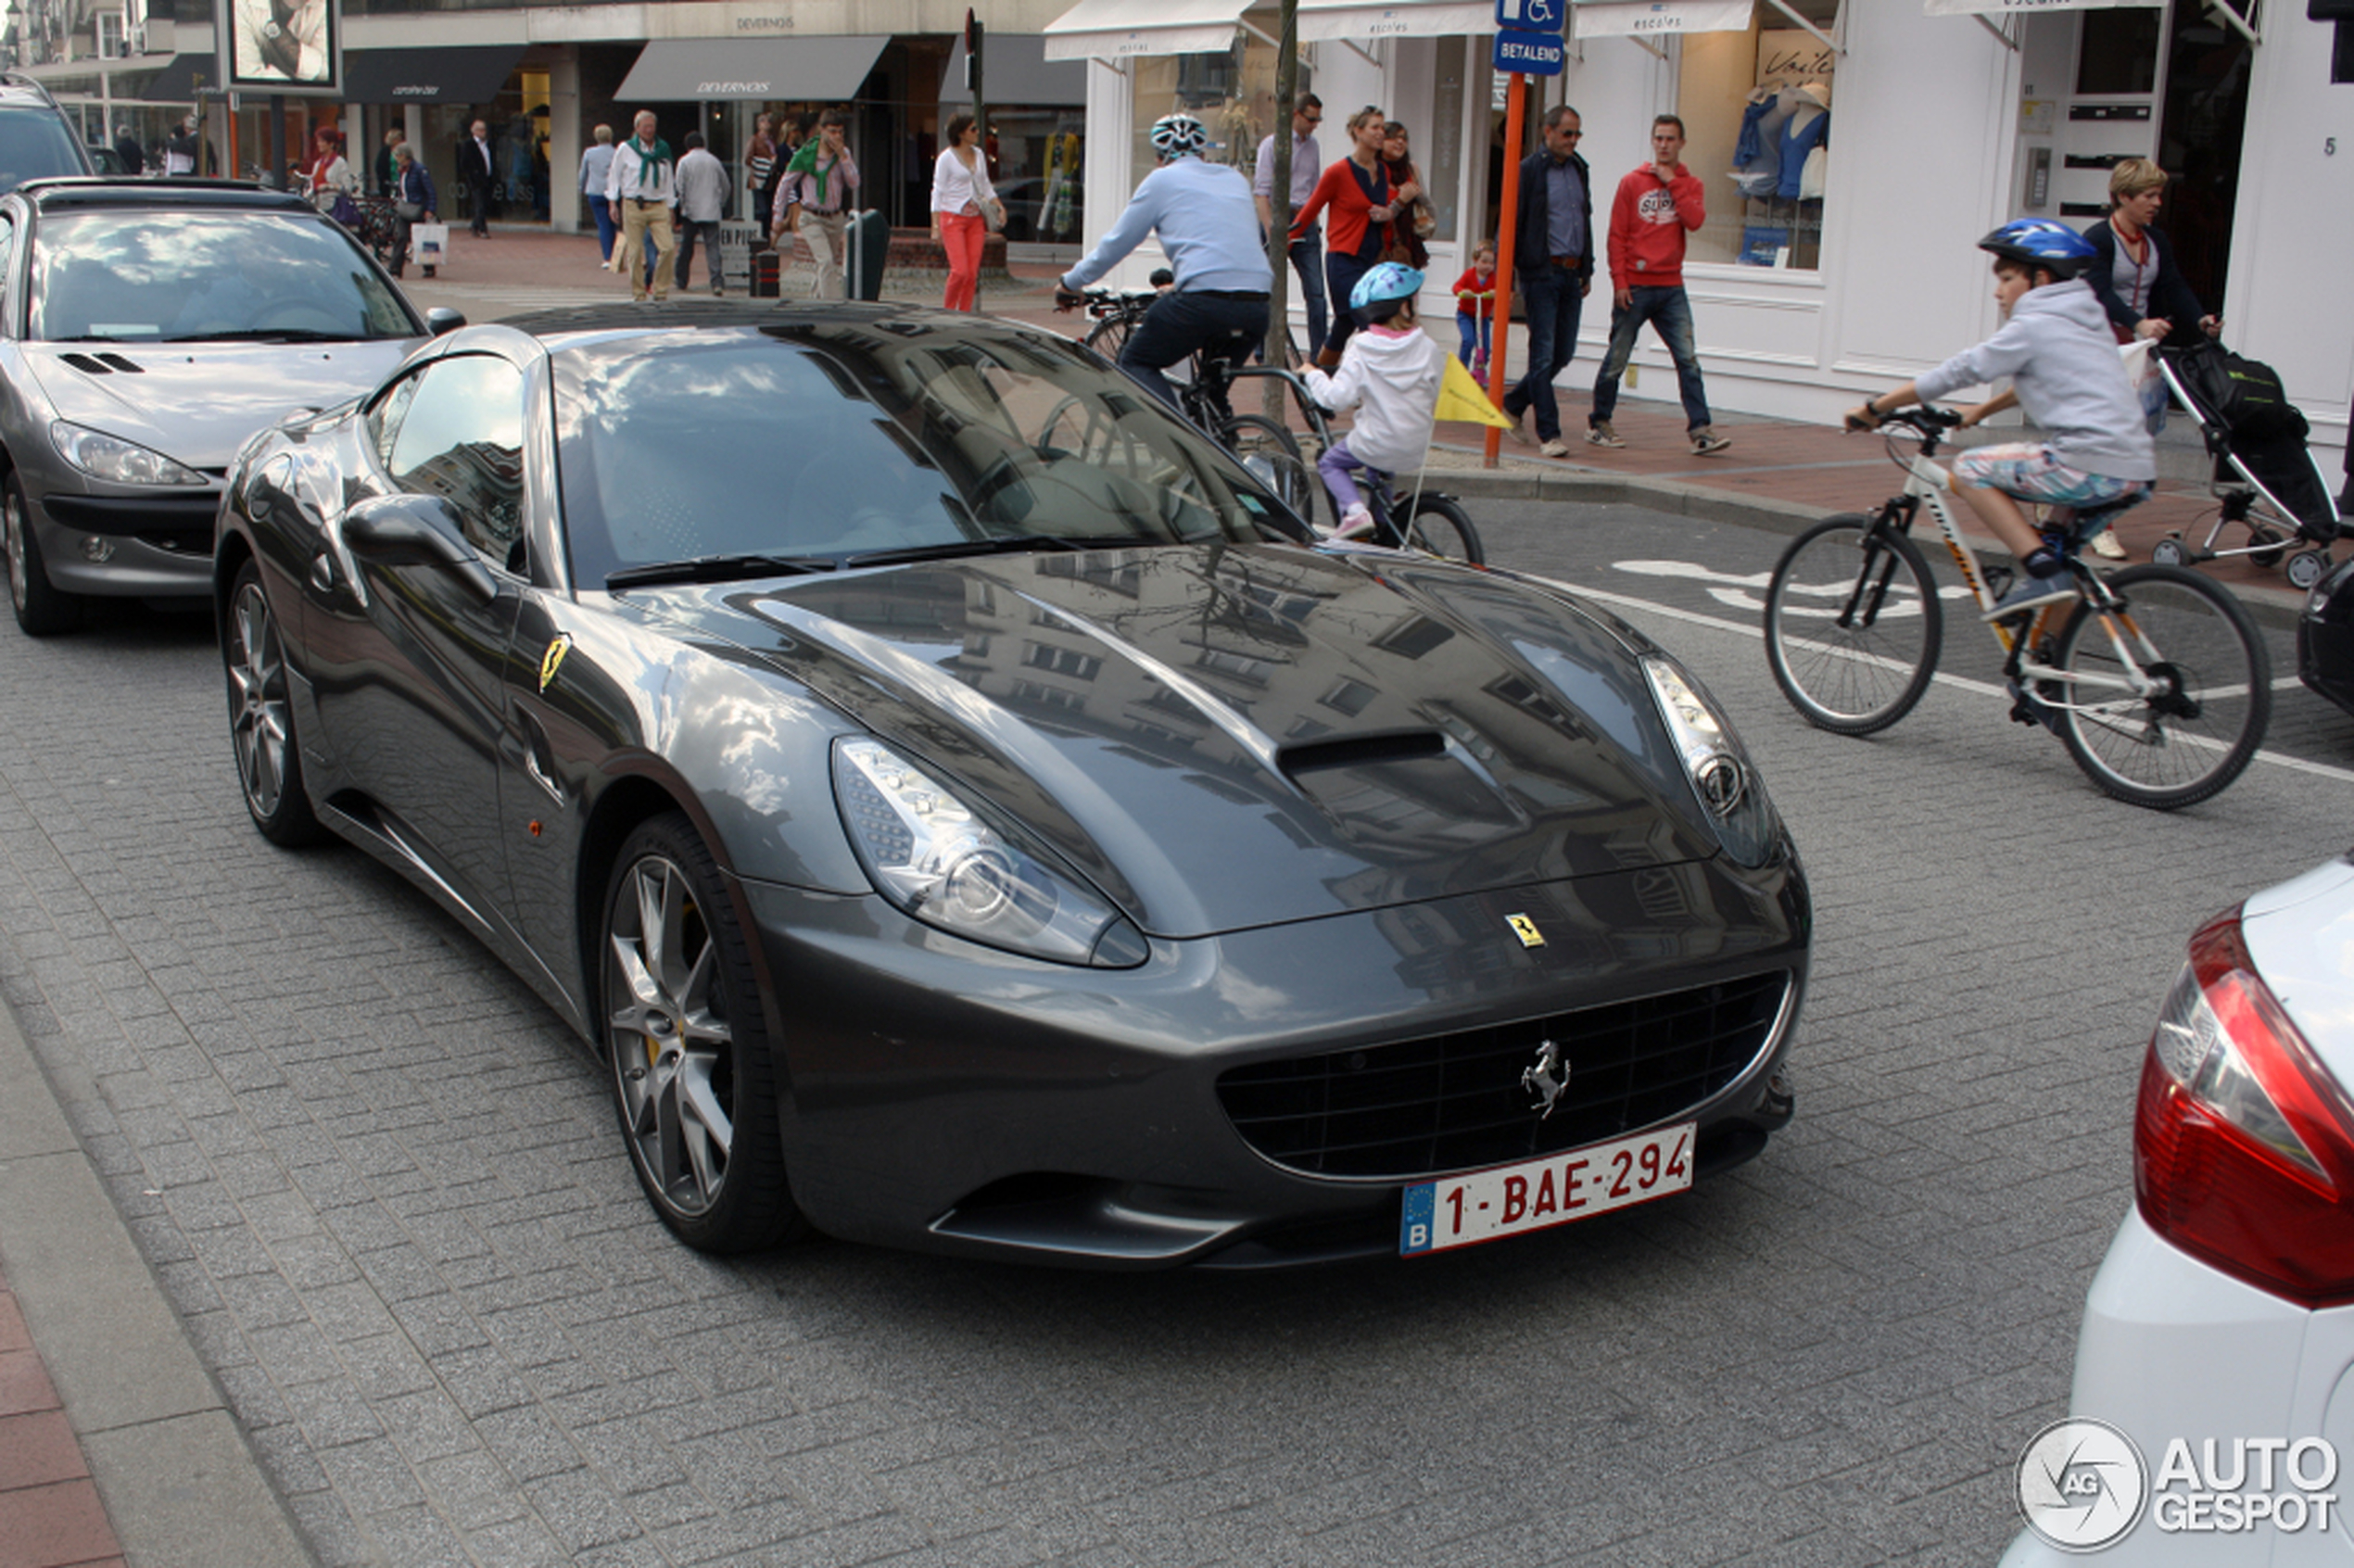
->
[538,634,572,694]
[1507,913,1545,949]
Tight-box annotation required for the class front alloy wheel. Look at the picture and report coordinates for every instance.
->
[225,562,323,845]
[601,814,803,1253]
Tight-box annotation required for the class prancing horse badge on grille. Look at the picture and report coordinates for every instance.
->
[1521,1039,1569,1119]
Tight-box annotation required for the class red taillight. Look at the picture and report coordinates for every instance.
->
[2135,905,2354,1308]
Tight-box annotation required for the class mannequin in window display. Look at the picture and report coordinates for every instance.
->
[1776,82,1828,202]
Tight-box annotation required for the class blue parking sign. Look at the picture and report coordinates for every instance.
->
[1493,28,1565,75]
[1495,0,1564,32]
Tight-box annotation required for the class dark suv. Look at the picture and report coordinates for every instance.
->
[0,73,95,194]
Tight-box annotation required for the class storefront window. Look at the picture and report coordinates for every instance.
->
[1128,10,1283,189]
[1676,1,1836,270]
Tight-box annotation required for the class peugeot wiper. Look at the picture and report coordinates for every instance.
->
[605,552,841,590]
[842,534,1135,569]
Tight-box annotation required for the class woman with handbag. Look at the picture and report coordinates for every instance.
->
[1379,121,1431,271]
[930,112,1000,311]
[388,144,437,279]
[305,125,361,231]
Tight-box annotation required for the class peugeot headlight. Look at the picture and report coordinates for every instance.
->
[1640,654,1785,868]
[832,738,1146,967]
[50,423,209,487]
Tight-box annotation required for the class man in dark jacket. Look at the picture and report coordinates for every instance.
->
[1503,105,1592,457]
[112,125,145,175]
[458,118,498,236]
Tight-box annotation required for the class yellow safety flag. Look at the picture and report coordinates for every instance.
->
[1434,354,1514,429]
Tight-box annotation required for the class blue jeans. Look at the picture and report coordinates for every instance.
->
[588,195,615,260]
[1324,249,1377,359]
[1590,285,1712,433]
[1287,231,1328,358]
[1505,264,1584,442]
[1456,312,1491,367]
[674,218,720,290]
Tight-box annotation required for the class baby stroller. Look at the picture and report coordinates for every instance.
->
[2150,339,2342,590]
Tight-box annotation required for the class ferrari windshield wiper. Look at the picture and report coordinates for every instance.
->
[605,552,841,590]
[842,534,1133,569]
[163,328,350,344]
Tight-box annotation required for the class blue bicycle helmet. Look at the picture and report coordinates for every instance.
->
[1349,261,1423,314]
[1979,219,2099,279]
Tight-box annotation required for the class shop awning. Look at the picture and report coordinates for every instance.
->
[616,36,890,101]
[139,53,212,100]
[1297,0,1496,41]
[1572,0,1755,34]
[940,34,1088,105]
[1044,0,1253,61]
[341,46,524,106]
[1924,0,2157,10]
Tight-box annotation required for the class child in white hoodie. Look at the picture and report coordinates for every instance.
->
[1846,220,2156,620]
[1303,262,1448,539]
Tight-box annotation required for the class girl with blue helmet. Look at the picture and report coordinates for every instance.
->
[1844,220,2157,618]
[1301,262,1449,538]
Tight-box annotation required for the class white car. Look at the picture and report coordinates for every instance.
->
[2003,854,2354,1565]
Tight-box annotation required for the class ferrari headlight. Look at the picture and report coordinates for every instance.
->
[832,738,1145,967]
[1641,654,1785,868]
[50,422,209,487]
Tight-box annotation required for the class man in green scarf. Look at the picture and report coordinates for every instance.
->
[605,108,678,303]
[774,108,861,300]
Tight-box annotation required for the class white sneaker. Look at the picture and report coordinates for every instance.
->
[1690,427,1732,456]
[1333,504,1375,540]
[1540,438,1571,459]
[1586,423,1624,449]
[2090,529,2127,560]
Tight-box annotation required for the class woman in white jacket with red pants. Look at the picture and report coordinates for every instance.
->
[930,113,999,311]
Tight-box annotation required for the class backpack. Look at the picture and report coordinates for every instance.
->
[2175,340,2307,444]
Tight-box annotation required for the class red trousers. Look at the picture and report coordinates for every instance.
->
[940,210,986,311]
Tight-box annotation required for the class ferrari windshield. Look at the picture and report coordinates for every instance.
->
[31,209,418,344]
[551,321,1300,587]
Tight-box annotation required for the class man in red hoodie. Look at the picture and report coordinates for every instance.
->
[1587,115,1730,455]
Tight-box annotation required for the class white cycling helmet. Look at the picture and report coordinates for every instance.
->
[1148,113,1210,160]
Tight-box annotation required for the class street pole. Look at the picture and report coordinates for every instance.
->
[968,9,987,310]
[1483,71,1527,467]
[1263,0,1297,420]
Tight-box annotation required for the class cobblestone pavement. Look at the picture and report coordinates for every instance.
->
[1,497,2347,1562]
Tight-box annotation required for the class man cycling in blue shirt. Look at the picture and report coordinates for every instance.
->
[1054,112,1272,416]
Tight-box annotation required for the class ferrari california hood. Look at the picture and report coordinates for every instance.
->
[684,543,1732,938]
[27,340,416,467]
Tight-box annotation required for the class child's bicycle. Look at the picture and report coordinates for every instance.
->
[1760,406,2270,810]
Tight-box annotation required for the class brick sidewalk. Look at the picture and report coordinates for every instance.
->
[0,1272,122,1568]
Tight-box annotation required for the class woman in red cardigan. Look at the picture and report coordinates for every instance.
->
[1291,107,1404,365]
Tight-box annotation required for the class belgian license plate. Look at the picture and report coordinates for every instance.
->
[1399,1123,1695,1256]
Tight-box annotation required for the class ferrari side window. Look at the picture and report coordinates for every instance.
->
[362,371,420,471]
[386,354,527,573]
[0,214,16,324]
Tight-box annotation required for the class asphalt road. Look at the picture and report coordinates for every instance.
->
[0,498,2348,1568]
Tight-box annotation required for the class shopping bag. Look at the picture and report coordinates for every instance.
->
[2118,338,2170,436]
[412,223,449,268]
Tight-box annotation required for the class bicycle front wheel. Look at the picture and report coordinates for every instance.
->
[1082,314,1134,360]
[1763,512,1943,736]
[1400,494,1484,565]
[2048,563,2270,809]
[1219,415,1319,525]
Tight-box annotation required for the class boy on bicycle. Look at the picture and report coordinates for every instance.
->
[1302,262,1447,539]
[1845,220,2155,619]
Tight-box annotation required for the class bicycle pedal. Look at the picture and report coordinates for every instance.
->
[2005,679,2061,733]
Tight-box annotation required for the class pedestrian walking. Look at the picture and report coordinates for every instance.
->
[1588,114,1729,455]
[930,112,999,311]
[387,144,437,279]
[744,113,777,240]
[1378,121,1430,271]
[607,109,678,303]
[112,123,145,176]
[673,132,728,296]
[1452,238,1498,378]
[163,117,198,176]
[579,124,616,266]
[459,119,498,236]
[302,124,359,228]
[1292,107,1400,368]
[1502,104,1591,457]
[373,126,401,197]
[777,109,860,300]
[1252,94,1327,358]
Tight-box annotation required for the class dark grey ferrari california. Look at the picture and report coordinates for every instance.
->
[215,303,1808,1268]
